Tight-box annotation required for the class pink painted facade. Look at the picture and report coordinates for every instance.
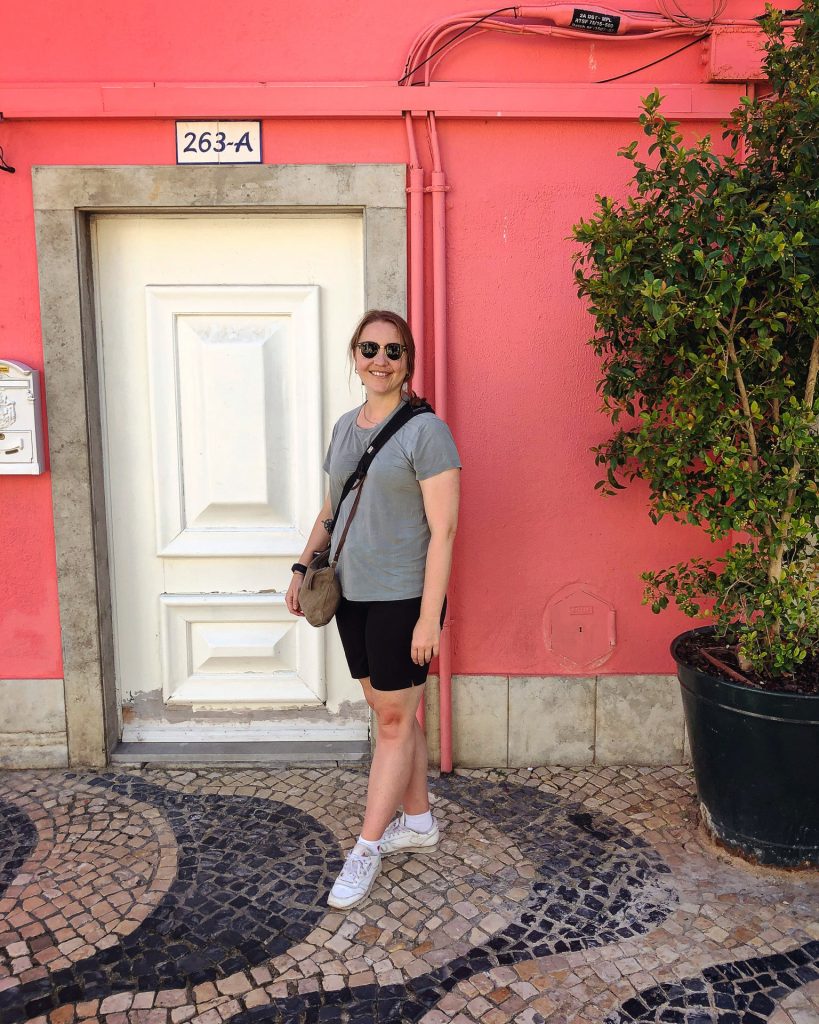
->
[0,1,784,763]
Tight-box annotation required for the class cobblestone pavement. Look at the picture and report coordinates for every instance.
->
[1,765,818,1024]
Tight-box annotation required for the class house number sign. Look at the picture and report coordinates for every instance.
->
[175,121,262,164]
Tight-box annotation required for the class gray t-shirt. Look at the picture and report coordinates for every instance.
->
[323,402,461,601]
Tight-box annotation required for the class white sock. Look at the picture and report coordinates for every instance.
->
[355,835,381,855]
[404,810,433,833]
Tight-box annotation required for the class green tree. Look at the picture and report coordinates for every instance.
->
[571,0,819,681]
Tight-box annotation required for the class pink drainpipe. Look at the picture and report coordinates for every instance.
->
[427,111,454,774]
[405,112,427,732]
[405,113,425,391]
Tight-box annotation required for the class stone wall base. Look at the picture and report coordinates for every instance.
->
[0,674,690,769]
[420,674,690,768]
[0,679,68,768]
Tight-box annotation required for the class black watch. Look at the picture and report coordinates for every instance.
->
[291,562,308,575]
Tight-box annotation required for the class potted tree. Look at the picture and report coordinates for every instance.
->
[571,0,819,866]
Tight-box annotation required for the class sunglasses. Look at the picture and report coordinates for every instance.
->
[355,341,406,361]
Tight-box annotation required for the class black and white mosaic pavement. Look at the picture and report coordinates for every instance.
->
[0,765,818,1024]
[0,774,341,1023]
[605,942,819,1023]
[220,774,678,1023]
[0,800,38,900]
[432,774,676,957]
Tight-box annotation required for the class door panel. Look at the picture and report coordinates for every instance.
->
[145,285,321,556]
[160,593,321,705]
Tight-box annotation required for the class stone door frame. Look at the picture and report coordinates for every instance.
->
[32,164,407,766]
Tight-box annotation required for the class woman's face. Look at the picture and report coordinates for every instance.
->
[354,319,408,400]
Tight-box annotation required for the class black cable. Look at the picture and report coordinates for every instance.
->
[620,7,716,19]
[399,2,803,88]
[621,4,802,18]
[595,33,708,83]
[399,6,519,85]
[754,5,803,17]
[0,145,15,174]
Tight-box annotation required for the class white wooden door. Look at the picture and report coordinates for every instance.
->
[93,213,365,742]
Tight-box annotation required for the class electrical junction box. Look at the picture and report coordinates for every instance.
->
[0,360,45,475]
[544,583,616,670]
[708,26,795,82]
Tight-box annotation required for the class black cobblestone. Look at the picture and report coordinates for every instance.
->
[606,941,819,1023]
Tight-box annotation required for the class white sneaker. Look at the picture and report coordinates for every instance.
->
[327,844,382,909]
[378,813,440,856]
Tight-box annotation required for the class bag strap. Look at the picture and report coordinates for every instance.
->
[330,399,433,565]
[328,476,367,566]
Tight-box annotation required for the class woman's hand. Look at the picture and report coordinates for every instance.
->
[287,495,333,617]
[286,573,305,617]
[411,616,441,665]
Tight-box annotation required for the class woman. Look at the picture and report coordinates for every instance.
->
[286,309,460,910]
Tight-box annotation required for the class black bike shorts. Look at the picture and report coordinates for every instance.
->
[335,595,446,691]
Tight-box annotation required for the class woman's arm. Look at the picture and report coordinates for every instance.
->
[285,492,334,616]
[412,467,460,665]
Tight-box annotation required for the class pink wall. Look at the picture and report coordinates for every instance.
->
[0,0,765,83]
[0,0,779,681]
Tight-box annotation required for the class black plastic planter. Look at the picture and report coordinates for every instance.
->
[672,627,819,868]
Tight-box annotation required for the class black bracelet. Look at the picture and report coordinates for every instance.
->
[291,562,308,575]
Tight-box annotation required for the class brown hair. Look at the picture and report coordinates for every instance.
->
[348,309,425,407]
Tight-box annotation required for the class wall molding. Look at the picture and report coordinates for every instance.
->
[3,81,747,120]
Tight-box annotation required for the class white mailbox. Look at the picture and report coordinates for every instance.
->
[0,360,45,475]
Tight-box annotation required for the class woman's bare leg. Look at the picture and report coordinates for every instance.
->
[402,718,431,815]
[359,679,430,820]
[359,683,425,842]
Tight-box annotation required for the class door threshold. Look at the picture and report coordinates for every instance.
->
[110,740,370,765]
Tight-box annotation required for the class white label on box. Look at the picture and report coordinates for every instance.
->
[176,121,262,164]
